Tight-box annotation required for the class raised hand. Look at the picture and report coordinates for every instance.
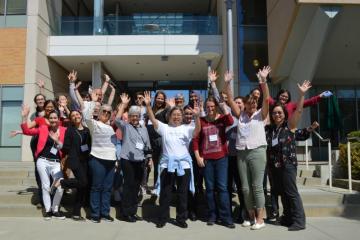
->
[67,70,77,83]
[74,81,82,90]
[320,90,333,98]
[189,102,200,117]
[104,74,110,83]
[49,131,60,143]
[297,80,312,95]
[9,130,22,138]
[224,70,233,83]
[257,66,271,83]
[120,93,130,106]
[208,70,218,83]
[36,79,45,88]
[166,98,175,108]
[21,104,30,118]
[144,91,152,106]
[91,90,98,102]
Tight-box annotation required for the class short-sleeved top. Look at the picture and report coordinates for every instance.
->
[236,109,267,150]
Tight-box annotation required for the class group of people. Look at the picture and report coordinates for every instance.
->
[16,66,332,231]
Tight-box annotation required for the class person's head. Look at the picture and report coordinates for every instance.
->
[205,96,219,118]
[56,94,68,107]
[43,100,57,118]
[167,106,183,127]
[189,90,199,106]
[80,91,91,102]
[175,93,185,107]
[135,92,145,106]
[92,102,102,119]
[48,110,60,128]
[243,94,258,115]
[250,87,261,100]
[220,91,228,103]
[183,105,193,124]
[93,88,103,102]
[33,94,46,108]
[153,91,167,109]
[276,89,291,105]
[270,103,288,126]
[98,104,112,124]
[128,105,141,126]
[69,110,83,126]
[234,96,245,112]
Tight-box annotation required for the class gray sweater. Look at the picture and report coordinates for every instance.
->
[115,118,152,161]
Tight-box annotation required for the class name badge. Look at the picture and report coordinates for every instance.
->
[136,142,144,150]
[81,144,89,152]
[272,137,278,146]
[50,147,58,155]
[209,134,218,142]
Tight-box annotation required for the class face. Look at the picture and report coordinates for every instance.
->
[44,102,55,117]
[169,109,183,126]
[175,98,184,107]
[135,95,144,106]
[183,108,193,124]
[235,98,244,111]
[98,107,112,124]
[70,111,82,125]
[83,94,90,102]
[58,95,67,106]
[252,90,261,100]
[245,98,258,114]
[221,93,228,103]
[93,102,101,117]
[35,95,45,108]
[94,89,103,102]
[155,93,165,108]
[129,113,140,126]
[190,93,198,104]
[272,106,285,125]
[206,101,217,117]
[279,92,289,104]
[48,112,59,128]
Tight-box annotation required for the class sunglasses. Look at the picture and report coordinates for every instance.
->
[102,110,112,115]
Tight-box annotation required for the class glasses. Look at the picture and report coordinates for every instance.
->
[129,114,139,118]
[136,96,144,100]
[280,94,289,99]
[272,111,283,116]
[102,110,111,115]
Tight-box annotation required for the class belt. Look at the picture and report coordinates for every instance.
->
[39,156,60,163]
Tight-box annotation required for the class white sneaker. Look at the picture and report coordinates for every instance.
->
[242,221,251,227]
[251,222,266,230]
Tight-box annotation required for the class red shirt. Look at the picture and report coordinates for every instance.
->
[192,114,233,160]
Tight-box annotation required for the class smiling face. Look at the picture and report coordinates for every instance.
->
[98,105,112,124]
[129,113,140,126]
[70,111,82,125]
[271,106,286,126]
[278,92,289,104]
[206,100,217,118]
[48,112,59,128]
[245,97,258,115]
[189,93,199,104]
[155,93,165,108]
[168,108,183,127]
[135,94,144,106]
[235,98,244,112]
[252,89,261,100]
[183,108,193,124]
[35,95,45,108]
[58,95,68,106]
[44,102,55,117]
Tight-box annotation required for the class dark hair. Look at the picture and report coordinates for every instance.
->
[183,104,192,111]
[44,100,57,109]
[152,90,167,112]
[135,91,144,97]
[205,96,220,115]
[48,110,60,118]
[80,91,90,99]
[250,87,263,109]
[55,93,68,103]
[234,96,244,101]
[270,103,288,125]
[276,89,291,104]
[166,106,183,122]
[33,94,46,104]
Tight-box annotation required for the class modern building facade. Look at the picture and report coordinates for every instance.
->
[0,0,359,162]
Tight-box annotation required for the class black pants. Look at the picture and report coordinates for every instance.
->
[31,136,43,204]
[159,169,191,223]
[227,156,246,215]
[60,161,88,216]
[271,164,306,227]
[121,159,144,216]
[188,156,204,215]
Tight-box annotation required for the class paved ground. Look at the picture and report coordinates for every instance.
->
[0,217,359,240]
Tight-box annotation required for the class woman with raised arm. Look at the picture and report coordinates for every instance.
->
[192,96,235,229]
[21,105,66,220]
[114,93,152,223]
[225,67,270,230]
[144,91,200,229]
[83,91,117,223]
[265,80,311,231]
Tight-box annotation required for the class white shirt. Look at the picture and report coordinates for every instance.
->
[156,121,194,169]
[236,109,267,150]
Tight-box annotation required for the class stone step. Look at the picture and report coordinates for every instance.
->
[297,177,322,186]
[299,169,315,178]
[0,177,37,186]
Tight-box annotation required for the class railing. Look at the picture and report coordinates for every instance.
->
[346,136,359,193]
[53,16,220,36]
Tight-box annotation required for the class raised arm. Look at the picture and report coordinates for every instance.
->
[101,74,111,96]
[223,71,241,118]
[68,70,81,110]
[115,93,130,119]
[289,80,312,130]
[107,84,116,106]
[36,79,45,95]
[144,91,159,130]
[209,70,221,103]
[257,66,271,120]
[20,104,39,136]
[74,81,85,111]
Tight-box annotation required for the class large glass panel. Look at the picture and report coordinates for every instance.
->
[0,101,22,146]
[0,0,5,15]
[6,0,27,15]
[337,89,356,140]
[1,86,23,100]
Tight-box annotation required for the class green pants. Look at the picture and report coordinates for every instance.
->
[237,146,266,210]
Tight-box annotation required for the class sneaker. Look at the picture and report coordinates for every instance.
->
[44,211,52,220]
[91,217,100,223]
[101,215,114,222]
[72,215,86,221]
[223,222,236,229]
[52,211,65,220]
[251,222,266,230]
[242,220,252,227]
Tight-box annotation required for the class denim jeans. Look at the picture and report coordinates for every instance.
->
[203,156,233,224]
[88,156,115,218]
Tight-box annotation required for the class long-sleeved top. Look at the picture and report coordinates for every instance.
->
[69,82,81,111]
[192,114,233,160]
[269,95,321,119]
[115,118,152,161]
[83,101,116,161]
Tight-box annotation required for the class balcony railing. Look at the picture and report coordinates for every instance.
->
[54,16,220,36]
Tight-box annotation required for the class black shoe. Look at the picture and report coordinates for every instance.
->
[156,222,166,228]
[101,215,114,222]
[91,217,100,223]
[122,215,137,223]
[52,211,65,220]
[188,212,197,221]
[43,211,52,220]
[72,215,86,221]
[279,217,292,227]
[207,220,215,226]
[133,214,143,221]
[176,220,188,228]
[288,225,305,231]
[223,222,236,229]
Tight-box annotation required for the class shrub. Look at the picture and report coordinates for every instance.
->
[339,131,360,180]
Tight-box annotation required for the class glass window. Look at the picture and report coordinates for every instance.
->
[0,101,22,147]
[1,86,23,101]
[337,89,356,140]
[6,0,27,15]
[0,0,5,15]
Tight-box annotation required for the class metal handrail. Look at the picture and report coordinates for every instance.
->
[346,136,359,193]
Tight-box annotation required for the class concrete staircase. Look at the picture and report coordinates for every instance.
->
[0,162,359,219]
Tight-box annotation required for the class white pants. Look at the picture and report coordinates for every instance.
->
[36,157,64,212]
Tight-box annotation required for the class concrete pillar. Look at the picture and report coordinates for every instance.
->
[92,62,102,88]
[93,0,104,35]
[225,0,234,93]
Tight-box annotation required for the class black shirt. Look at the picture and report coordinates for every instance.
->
[39,136,60,159]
